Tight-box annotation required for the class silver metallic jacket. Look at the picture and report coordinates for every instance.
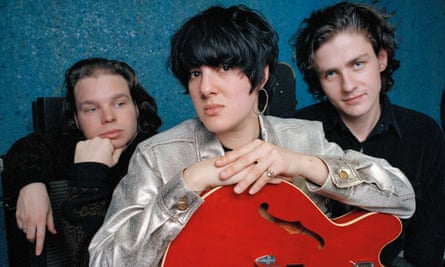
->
[89,116,415,266]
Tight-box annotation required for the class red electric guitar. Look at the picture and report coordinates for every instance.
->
[162,181,401,267]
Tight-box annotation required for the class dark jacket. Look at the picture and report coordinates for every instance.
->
[2,130,154,267]
[288,96,445,267]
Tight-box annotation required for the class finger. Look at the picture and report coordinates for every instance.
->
[234,170,270,194]
[215,140,261,167]
[249,177,284,195]
[231,161,266,194]
[111,147,124,166]
[269,177,285,184]
[16,216,24,230]
[35,224,47,256]
[219,149,265,179]
[215,150,240,167]
[220,142,274,180]
[16,208,26,229]
[233,152,275,190]
[47,211,57,234]
[25,225,37,243]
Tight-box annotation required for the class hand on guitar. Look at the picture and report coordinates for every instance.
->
[215,139,328,194]
[162,181,402,267]
[183,158,249,193]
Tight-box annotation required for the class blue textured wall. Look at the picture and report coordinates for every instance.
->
[1,0,444,265]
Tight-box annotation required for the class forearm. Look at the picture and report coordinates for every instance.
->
[89,172,202,266]
[2,133,52,207]
[295,155,328,186]
[68,162,110,189]
[307,151,415,219]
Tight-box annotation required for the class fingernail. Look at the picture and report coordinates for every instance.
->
[234,185,241,194]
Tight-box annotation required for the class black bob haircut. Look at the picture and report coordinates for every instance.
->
[168,5,279,96]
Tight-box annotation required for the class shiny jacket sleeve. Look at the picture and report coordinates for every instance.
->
[266,116,415,219]
[88,142,203,267]
[311,149,415,219]
[293,126,414,219]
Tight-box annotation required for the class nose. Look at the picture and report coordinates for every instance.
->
[198,67,217,97]
[101,106,116,123]
[341,71,357,93]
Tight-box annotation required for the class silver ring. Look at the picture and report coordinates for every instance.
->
[266,169,274,178]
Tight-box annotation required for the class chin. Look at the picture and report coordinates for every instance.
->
[111,139,127,149]
[203,122,227,134]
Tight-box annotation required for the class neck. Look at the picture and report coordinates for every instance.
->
[340,104,381,142]
[217,115,260,150]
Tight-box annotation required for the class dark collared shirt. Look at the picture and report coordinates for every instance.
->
[289,95,445,267]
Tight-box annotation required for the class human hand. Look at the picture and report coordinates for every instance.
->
[215,139,297,195]
[16,182,56,256]
[74,137,124,167]
[183,158,252,193]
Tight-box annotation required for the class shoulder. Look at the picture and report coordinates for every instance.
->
[125,119,202,181]
[264,115,325,141]
[266,115,323,129]
[137,119,199,150]
[4,131,74,163]
[391,105,444,152]
[392,105,441,133]
[288,102,333,122]
[263,116,329,154]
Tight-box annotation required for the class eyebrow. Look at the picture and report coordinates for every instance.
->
[348,53,370,64]
[317,53,371,75]
[77,93,131,107]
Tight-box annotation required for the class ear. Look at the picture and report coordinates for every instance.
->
[74,113,80,129]
[260,65,270,88]
[378,49,388,72]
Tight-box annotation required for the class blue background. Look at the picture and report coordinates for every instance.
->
[1,0,444,265]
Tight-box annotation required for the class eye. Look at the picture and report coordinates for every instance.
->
[219,64,232,72]
[115,101,125,107]
[82,105,97,113]
[354,61,364,69]
[114,98,128,107]
[324,70,336,80]
[189,70,201,79]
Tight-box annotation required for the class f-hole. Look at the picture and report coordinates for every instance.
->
[258,202,324,249]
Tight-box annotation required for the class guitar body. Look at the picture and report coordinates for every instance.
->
[162,181,401,267]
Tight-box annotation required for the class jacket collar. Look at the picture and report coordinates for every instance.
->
[194,115,278,159]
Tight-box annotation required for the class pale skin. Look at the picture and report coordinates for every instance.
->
[16,73,139,255]
[182,64,329,195]
[313,31,388,141]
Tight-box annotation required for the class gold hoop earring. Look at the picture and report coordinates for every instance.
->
[254,88,269,115]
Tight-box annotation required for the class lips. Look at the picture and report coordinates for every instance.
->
[343,93,365,105]
[100,129,122,139]
[204,104,224,116]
